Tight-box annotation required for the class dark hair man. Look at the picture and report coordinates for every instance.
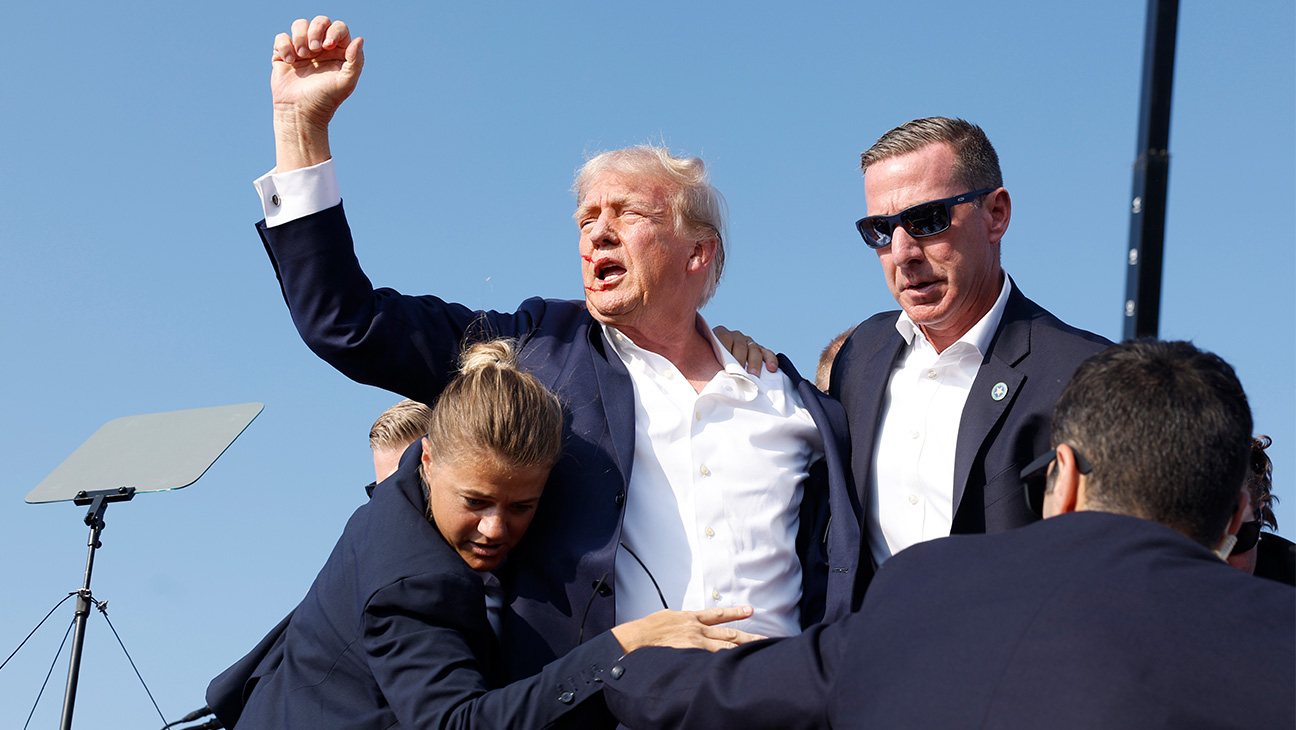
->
[831,117,1110,599]
[600,340,1295,730]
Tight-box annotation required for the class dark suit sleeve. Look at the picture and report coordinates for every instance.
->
[257,204,548,406]
[602,621,848,730]
[205,609,294,728]
[776,355,862,625]
[362,572,622,730]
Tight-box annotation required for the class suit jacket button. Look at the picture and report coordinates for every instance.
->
[611,665,625,679]
[559,691,575,704]
[615,490,625,507]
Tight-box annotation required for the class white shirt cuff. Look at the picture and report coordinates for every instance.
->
[253,159,341,227]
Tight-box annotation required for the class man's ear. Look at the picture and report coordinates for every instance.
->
[687,236,718,274]
[984,187,1011,245]
[1215,489,1251,558]
[1044,443,1084,517]
[1225,488,1251,538]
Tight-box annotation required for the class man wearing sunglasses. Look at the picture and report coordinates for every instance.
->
[828,117,1110,604]
[599,340,1295,729]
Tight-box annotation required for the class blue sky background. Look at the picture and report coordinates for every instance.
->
[2,2,1292,726]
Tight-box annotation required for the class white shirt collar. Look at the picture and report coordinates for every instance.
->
[600,315,761,399]
[895,274,1013,356]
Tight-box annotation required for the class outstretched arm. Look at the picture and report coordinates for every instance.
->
[603,621,846,730]
[611,606,765,653]
[269,16,365,172]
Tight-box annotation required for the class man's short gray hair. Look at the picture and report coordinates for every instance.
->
[573,145,728,307]
[860,117,1003,192]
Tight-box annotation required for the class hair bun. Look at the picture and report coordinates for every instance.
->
[458,339,520,375]
[427,337,562,472]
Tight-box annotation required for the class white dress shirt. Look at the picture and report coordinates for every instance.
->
[866,277,1012,566]
[605,318,822,638]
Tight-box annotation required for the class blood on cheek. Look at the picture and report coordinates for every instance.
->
[581,254,606,291]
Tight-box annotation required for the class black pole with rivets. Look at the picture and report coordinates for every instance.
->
[1123,0,1179,340]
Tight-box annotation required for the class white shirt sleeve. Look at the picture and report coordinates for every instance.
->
[252,158,341,228]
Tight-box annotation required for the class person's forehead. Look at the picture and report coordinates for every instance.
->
[437,457,546,499]
[580,172,673,209]
[863,143,960,212]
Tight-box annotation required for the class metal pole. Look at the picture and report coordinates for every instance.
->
[59,494,109,730]
[1123,0,1180,340]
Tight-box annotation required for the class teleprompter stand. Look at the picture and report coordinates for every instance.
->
[26,402,263,730]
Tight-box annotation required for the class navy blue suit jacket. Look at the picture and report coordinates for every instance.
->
[831,282,1110,602]
[257,203,859,677]
[207,448,623,730]
[602,511,1296,730]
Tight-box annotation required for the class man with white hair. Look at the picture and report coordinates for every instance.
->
[251,16,858,683]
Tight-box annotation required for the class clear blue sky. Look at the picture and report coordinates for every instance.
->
[2,2,1292,726]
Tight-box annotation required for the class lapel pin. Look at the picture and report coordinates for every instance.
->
[991,382,1008,401]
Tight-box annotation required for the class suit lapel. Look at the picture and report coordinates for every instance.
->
[951,286,1032,519]
[838,326,906,511]
[587,324,637,484]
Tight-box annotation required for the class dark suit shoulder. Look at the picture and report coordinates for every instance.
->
[843,310,902,343]
[845,512,1294,729]
[869,512,1294,614]
[828,311,901,400]
[1006,286,1111,349]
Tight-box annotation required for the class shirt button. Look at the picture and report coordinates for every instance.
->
[712,589,721,601]
[665,371,675,379]
[910,430,921,440]
[270,193,281,207]
[700,465,710,476]
[705,527,715,537]
[695,411,702,420]
[926,369,938,379]
[908,494,919,505]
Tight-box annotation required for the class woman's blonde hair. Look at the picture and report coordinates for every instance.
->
[424,339,563,470]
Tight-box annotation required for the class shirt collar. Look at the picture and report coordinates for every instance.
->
[601,316,760,398]
[894,275,1013,356]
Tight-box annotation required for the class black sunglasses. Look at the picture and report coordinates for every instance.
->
[855,189,993,249]
[1231,520,1262,556]
[1020,447,1094,518]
